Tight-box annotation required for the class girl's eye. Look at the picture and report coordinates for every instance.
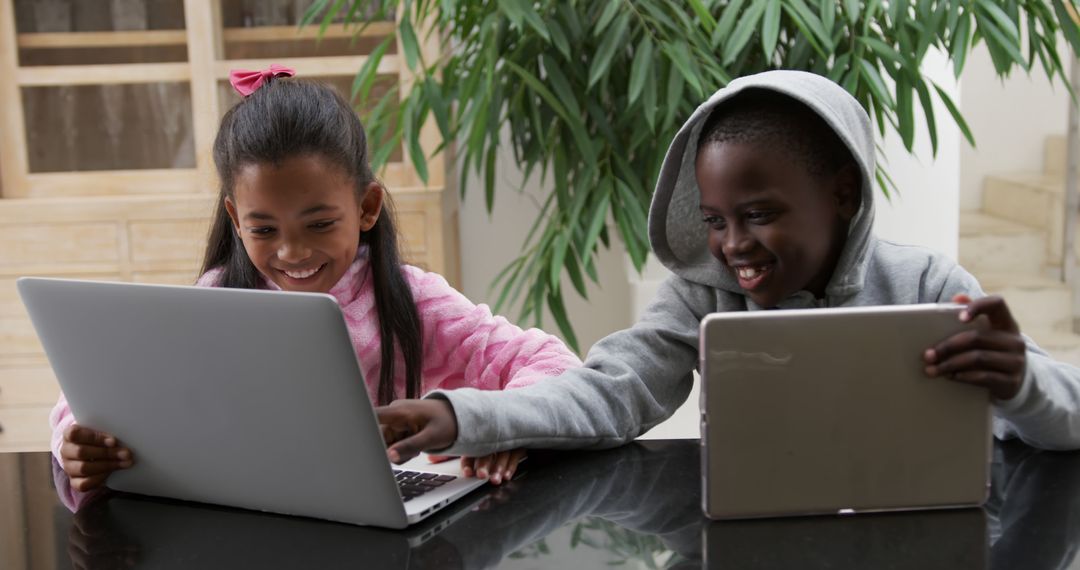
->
[309,220,336,230]
[249,226,275,235]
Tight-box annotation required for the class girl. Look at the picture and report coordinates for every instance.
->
[50,66,581,498]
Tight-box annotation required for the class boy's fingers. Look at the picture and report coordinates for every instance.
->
[427,454,455,464]
[951,294,972,304]
[927,329,1025,363]
[946,370,1023,400]
[927,347,1025,377]
[961,295,1020,333]
[387,428,442,464]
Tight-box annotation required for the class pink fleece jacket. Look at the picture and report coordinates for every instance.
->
[49,253,581,508]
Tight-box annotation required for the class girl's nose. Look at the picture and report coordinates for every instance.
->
[277,240,312,263]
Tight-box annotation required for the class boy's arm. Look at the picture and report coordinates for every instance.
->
[939,265,1080,450]
[411,275,714,457]
[405,267,582,391]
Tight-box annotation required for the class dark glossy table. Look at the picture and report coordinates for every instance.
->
[3,438,1079,569]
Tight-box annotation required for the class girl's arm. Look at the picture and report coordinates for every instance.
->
[406,266,583,391]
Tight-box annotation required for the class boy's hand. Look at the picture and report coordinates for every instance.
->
[924,294,1027,400]
[60,424,133,492]
[375,399,458,463]
[462,449,526,486]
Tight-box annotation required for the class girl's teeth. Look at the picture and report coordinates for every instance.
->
[285,265,321,279]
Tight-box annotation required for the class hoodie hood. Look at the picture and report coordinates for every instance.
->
[647,70,876,303]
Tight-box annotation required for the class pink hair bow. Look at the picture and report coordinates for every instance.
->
[228,64,296,97]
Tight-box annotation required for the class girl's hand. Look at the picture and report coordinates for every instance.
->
[462,449,526,486]
[924,294,1027,400]
[60,424,134,492]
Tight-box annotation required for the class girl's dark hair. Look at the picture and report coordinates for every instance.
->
[201,78,422,405]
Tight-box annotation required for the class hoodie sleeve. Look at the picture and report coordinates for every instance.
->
[405,266,582,392]
[426,274,715,457]
[937,264,1080,450]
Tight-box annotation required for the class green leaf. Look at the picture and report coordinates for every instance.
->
[663,40,704,98]
[350,35,393,103]
[976,0,1020,41]
[932,83,975,147]
[723,2,766,65]
[858,37,903,66]
[581,184,613,271]
[588,13,629,89]
[399,17,421,70]
[594,0,621,36]
[976,14,1027,69]
[843,0,860,25]
[895,74,914,151]
[762,0,782,58]
[714,0,747,49]
[547,19,572,59]
[628,36,654,105]
[951,14,972,76]
[688,0,718,33]
[547,289,579,353]
[784,0,833,51]
[858,59,895,107]
[542,54,582,118]
[499,0,550,40]
[1052,0,1080,56]
[914,78,938,156]
[643,61,658,129]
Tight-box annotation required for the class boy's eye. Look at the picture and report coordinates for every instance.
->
[746,210,777,223]
[702,215,726,229]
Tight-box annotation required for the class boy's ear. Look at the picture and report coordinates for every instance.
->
[833,164,861,222]
[357,182,384,232]
[224,197,241,233]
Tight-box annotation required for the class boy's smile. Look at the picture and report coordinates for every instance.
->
[696,141,857,308]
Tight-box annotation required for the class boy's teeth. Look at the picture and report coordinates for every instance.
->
[738,267,760,279]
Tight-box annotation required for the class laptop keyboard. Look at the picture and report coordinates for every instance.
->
[393,469,457,502]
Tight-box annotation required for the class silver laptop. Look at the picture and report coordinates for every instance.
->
[699,303,992,519]
[18,277,487,528]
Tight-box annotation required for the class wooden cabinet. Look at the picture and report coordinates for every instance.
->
[0,0,457,452]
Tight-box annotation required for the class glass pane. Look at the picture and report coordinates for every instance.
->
[216,75,402,164]
[15,0,187,66]
[220,0,395,59]
[23,82,195,172]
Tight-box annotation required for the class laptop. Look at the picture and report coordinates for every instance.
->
[699,303,992,519]
[18,277,488,528]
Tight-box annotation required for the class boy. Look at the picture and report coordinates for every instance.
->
[377,71,1080,478]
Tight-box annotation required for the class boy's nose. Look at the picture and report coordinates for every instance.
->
[721,226,755,257]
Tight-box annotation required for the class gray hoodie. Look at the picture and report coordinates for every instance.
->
[431,70,1080,455]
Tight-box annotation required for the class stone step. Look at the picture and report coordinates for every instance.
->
[959,210,1048,273]
[982,173,1079,267]
[1027,329,1080,368]
[974,272,1072,332]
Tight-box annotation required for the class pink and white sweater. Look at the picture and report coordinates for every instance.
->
[49,254,582,507]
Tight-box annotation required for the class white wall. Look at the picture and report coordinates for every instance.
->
[959,38,1069,211]
[873,49,962,260]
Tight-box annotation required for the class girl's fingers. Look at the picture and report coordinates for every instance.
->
[506,449,527,480]
[64,458,132,478]
[460,456,475,478]
[61,442,131,462]
[473,454,494,481]
[489,452,513,485]
[71,473,109,493]
[65,424,116,448]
